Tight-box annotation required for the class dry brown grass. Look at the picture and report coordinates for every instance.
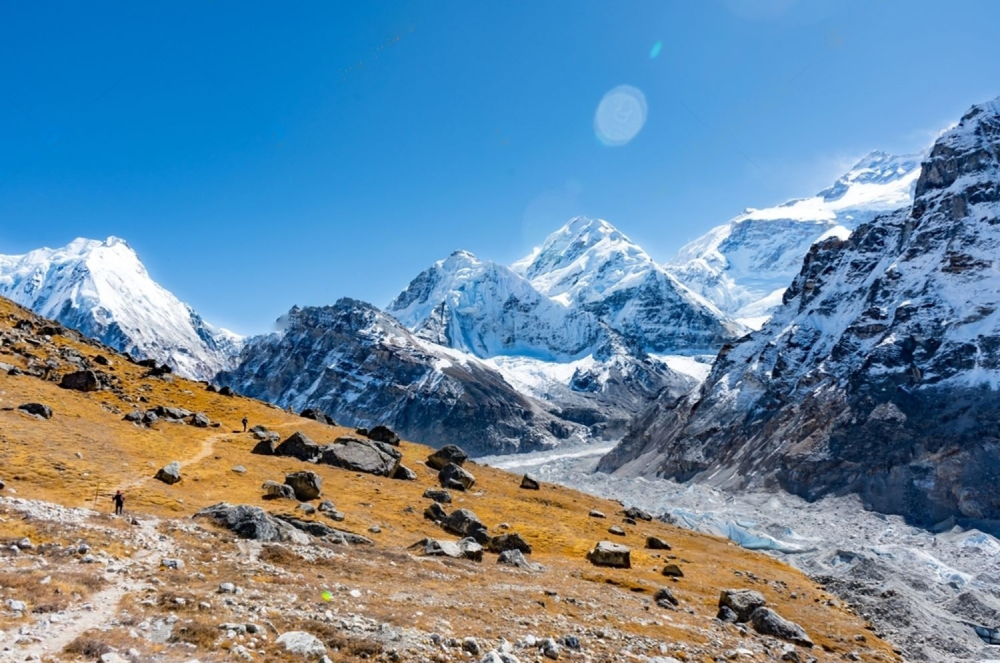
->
[0,297,902,662]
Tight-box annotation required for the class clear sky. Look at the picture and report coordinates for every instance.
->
[1,0,998,334]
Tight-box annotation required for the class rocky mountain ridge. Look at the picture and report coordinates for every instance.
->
[599,96,1000,533]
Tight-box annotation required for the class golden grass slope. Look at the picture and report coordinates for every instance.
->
[0,296,900,662]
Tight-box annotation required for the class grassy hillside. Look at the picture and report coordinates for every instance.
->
[0,296,899,662]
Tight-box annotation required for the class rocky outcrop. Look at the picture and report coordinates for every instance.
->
[601,97,1000,532]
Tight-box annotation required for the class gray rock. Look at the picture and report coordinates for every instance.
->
[154,406,192,420]
[520,474,540,490]
[718,589,767,623]
[251,437,279,455]
[608,525,626,536]
[231,465,246,474]
[318,499,337,513]
[410,537,483,561]
[319,437,401,477]
[497,549,541,571]
[646,536,671,550]
[439,463,476,491]
[654,587,679,608]
[18,403,52,419]
[123,409,143,423]
[424,503,448,522]
[275,631,327,657]
[749,607,813,647]
[284,471,323,501]
[218,582,237,594]
[392,464,417,481]
[586,541,631,568]
[365,424,400,445]
[427,444,468,470]
[154,461,182,485]
[262,480,296,500]
[423,488,452,504]
[488,533,532,555]
[194,503,310,544]
[717,605,738,623]
[274,431,323,461]
[541,638,560,659]
[479,652,522,663]
[142,411,159,425]
[59,370,100,392]
[589,509,606,518]
[6,599,27,612]
[623,506,653,521]
[661,563,683,578]
[298,503,317,515]
[442,508,487,540]
[190,412,210,428]
[161,558,184,570]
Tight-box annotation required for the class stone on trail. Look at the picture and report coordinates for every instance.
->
[284,471,323,501]
[276,631,327,657]
[520,474,540,490]
[439,463,475,491]
[17,402,52,419]
[749,607,814,648]
[427,444,468,470]
[586,541,631,568]
[154,461,182,485]
[718,589,767,623]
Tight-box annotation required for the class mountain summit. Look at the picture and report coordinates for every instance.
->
[0,237,241,380]
[600,96,1000,532]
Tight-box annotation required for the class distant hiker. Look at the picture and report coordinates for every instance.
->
[113,490,125,515]
[242,416,249,432]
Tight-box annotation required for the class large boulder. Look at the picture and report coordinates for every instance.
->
[718,589,767,623]
[275,631,327,657]
[424,502,448,522]
[646,536,672,550]
[439,463,476,491]
[365,424,401,446]
[427,444,468,470]
[252,438,279,455]
[497,549,541,571]
[262,481,296,500]
[284,471,322,501]
[275,431,323,461]
[442,509,488,543]
[59,370,100,392]
[152,406,192,420]
[586,541,631,568]
[154,461,182,485]
[194,503,309,544]
[749,607,813,647]
[300,408,335,426]
[410,537,483,562]
[488,533,532,555]
[18,403,52,419]
[273,515,373,545]
[318,437,400,477]
[190,412,210,428]
[393,464,417,481]
[520,474,540,490]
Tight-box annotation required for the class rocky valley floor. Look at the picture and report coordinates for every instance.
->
[0,301,896,663]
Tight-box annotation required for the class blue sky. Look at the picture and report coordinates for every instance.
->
[1,0,998,334]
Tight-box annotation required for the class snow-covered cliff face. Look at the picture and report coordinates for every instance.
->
[0,237,241,380]
[669,151,925,328]
[600,97,1000,532]
[218,299,592,455]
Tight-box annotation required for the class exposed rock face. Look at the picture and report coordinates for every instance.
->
[601,97,1000,532]
[218,300,579,455]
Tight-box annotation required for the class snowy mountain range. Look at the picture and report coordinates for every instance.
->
[0,238,242,381]
[600,96,1000,531]
[669,151,925,328]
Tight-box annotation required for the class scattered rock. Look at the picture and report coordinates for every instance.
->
[154,461,182,485]
[300,408,336,425]
[262,481,296,500]
[589,509,606,519]
[749,607,813,647]
[718,589,767,623]
[190,412,210,428]
[218,582,237,594]
[276,631,327,657]
[231,465,246,474]
[17,403,52,419]
[623,506,653,521]
[439,463,475,491]
[123,409,143,423]
[520,474,540,490]
[488,533,532,555]
[608,525,626,536]
[541,638,560,660]
[410,537,483,562]
[424,503,448,522]
[251,437,279,455]
[319,437,401,477]
[161,558,185,570]
[497,549,541,571]
[392,464,417,481]
[427,444,468,470]
[442,509,488,542]
[662,563,684,578]
[646,536,671,550]
[298,503,317,515]
[194,503,310,544]
[423,488,452,504]
[365,424,400,445]
[654,587,679,608]
[218,386,235,397]
[275,431,323,462]
[59,369,100,392]
[318,499,337,513]
[586,541,631,568]
[479,652,522,663]
[284,471,323,501]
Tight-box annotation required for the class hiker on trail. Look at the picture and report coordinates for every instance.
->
[112,490,125,515]
[242,416,249,432]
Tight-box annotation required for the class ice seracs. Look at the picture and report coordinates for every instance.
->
[668,150,926,328]
[0,237,242,380]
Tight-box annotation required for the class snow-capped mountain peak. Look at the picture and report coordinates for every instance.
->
[0,237,242,380]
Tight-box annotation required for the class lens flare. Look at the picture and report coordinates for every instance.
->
[650,41,663,59]
[321,591,333,602]
[594,85,648,147]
